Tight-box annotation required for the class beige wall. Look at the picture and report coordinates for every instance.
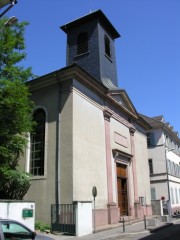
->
[60,91,73,203]
[134,130,151,205]
[24,83,60,223]
[72,90,108,208]
[21,75,152,224]
[110,117,132,205]
[110,118,132,154]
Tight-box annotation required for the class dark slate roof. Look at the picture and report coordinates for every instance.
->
[140,113,180,142]
[60,9,120,39]
[102,78,119,90]
[140,114,164,128]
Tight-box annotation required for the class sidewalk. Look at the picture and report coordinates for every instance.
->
[39,217,180,240]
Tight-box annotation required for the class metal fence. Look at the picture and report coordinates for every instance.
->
[51,204,76,235]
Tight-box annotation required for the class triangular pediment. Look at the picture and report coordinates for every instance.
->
[108,89,138,118]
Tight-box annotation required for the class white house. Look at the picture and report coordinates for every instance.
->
[140,114,180,215]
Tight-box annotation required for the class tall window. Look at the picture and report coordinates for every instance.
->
[151,187,156,200]
[175,188,178,204]
[168,160,171,174]
[104,35,111,58]
[146,132,155,147]
[30,108,45,176]
[148,159,153,174]
[77,31,88,55]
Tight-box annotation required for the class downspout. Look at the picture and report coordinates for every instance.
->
[129,127,138,202]
[164,143,172,217]
[55,73,61,210]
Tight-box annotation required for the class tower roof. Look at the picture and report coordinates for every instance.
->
[60,9,120,39]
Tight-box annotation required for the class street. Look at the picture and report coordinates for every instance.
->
[114,222,180,240]
[32,219,180,240]
[36,234,54,240]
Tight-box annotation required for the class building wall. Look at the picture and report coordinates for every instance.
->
[67,19,118,86]
[148,129,167,174]
[167,151,180,213]
[134,129,151,205]
[72,89,108,207]
[147,126,180,215]
[21,74,152,224]
[150,182,169,201]
[67,19,101,81]
[110,118,131,155]
[71,80,152,222]
[110,117,133,206]
[23,83,60,223]
[60,89,73,204]
[98,22,118,86]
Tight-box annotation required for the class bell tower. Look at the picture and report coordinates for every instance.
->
[60,10,120,89]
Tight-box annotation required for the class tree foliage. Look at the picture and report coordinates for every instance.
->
[0,17,35,199]
[0,17,34,82]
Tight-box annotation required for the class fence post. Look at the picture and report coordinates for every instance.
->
[144,215,146,229]
[123,218,125,232]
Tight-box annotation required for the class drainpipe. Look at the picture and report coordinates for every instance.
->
[164,144,174,218]
[165,146,170,206]
[55,73,61,214]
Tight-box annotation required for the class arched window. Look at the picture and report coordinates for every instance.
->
[30,108,46,176]
[104,35,111,58]
[77,31,88,55]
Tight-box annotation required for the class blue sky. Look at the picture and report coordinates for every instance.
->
[3,0,180,134]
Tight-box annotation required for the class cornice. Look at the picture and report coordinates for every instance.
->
[103,110,112,122]
[106,94,138,120]
[129,127,136,136]
[104,107,133,129]
[28,64,144,130]
[112,149,133,164]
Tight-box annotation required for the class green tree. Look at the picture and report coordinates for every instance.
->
[0,17,35,199]
[0,17,34,82]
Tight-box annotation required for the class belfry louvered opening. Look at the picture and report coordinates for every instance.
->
[77,31,88,55]
[104,35,111,58]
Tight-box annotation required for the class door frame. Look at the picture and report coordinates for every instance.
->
[113,150,132,217]
[116,163,129,216]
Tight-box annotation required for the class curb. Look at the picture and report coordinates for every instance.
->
[93,222,174,240]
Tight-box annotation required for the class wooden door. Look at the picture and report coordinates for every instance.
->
[117,164,128,216]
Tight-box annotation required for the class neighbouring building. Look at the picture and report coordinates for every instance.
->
[21,10,152,228]
[140,114,180,215]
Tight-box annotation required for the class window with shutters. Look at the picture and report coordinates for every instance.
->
[171,187,175,204]
[175,188,178,204]
[30,108,46,176]
[77,32,88,55]
[168,160,171,174]
[151,187,156,200]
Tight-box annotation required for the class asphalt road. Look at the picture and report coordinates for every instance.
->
[35,234,54,240]
[115,222,180,240]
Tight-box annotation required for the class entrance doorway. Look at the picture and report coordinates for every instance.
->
[117,163,128,216]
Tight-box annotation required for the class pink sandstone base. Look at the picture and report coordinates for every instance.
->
[93,204,152,227]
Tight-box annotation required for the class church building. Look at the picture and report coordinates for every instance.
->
[22,10,152,228]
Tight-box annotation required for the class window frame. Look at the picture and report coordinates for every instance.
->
[1,220,36,240]
[27,107,48,179]
[146,132,155,147]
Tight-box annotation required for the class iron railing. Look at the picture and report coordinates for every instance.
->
[51,204,76,235]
